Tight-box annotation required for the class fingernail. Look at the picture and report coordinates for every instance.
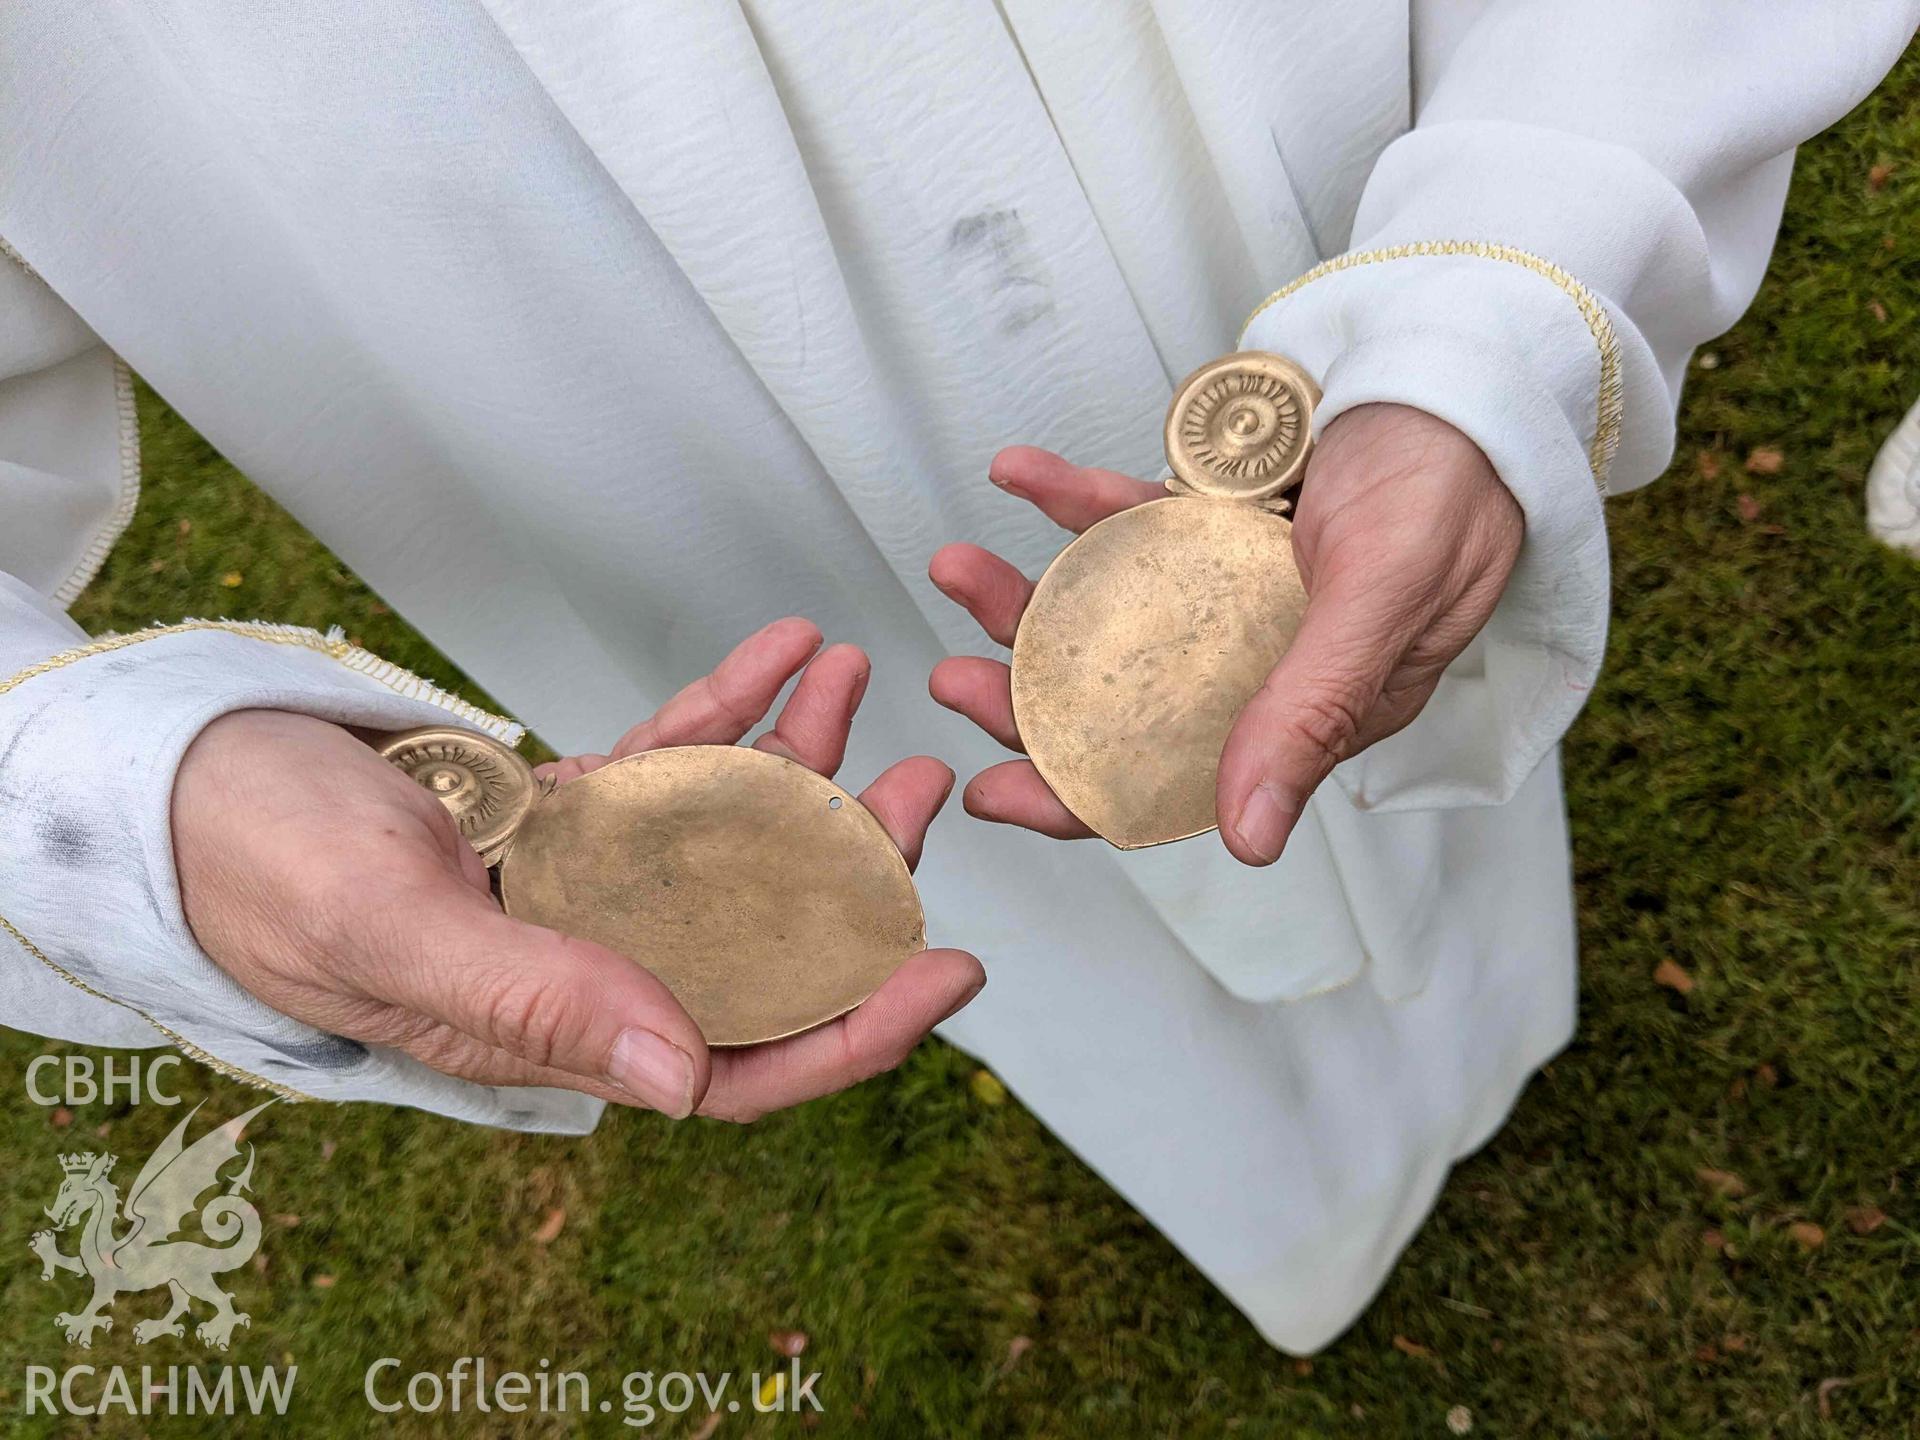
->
[608,1028,696,1118]
[1233,783,1295,865]
[991,473,1030,499]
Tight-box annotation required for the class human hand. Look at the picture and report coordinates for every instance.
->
[929,402,1523,865]
[173,618,982,1122]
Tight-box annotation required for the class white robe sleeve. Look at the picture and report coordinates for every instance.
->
[1241,2,1919,811]
[0,252,600,1133]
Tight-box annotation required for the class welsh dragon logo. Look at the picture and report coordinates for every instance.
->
[28,1101,272,1349]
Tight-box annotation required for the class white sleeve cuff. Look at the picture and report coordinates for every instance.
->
[1241,243,1630,810]
[0,617,602,1135]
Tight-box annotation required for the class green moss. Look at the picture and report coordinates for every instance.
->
[4,47,1917,1440]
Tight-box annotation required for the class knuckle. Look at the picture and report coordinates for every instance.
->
[1279,686,1370,774]
[700,674,762,735]
[483,970,587,1068]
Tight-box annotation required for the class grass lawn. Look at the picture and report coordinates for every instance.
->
[3,46,1918,1440]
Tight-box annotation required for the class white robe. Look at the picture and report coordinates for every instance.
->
[1,1,1910,1351]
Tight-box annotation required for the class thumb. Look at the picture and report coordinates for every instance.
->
[367,887,712,1117]
[1214,574,1406,867]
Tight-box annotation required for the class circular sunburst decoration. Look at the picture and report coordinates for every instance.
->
[375,727,538,864]
[1164,352,1319,501]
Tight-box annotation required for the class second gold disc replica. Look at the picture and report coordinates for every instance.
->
[1010,351,1317,850]
[376,727,926,1046]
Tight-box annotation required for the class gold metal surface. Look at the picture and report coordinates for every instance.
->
[1163,351,1319,502]
[1010,350,1317,849]
[376,725,539,867]
[377,732,924,1048]
[1011,498,1308,848]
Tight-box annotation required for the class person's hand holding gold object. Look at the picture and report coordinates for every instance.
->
[930,403,1523,865]
[173,618,983,1120]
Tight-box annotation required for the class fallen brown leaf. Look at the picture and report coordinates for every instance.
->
[1817,1377,1853,1419]
[1869,162,1894,191]
[1653,958,1695,994]
[311,1273,336,1289]
[1003,1336,1034,1372]
[1696,1167,1747,1198]
[320,1138,337,1161]
[1701,1229,1727,1254]
[95,1122,111,1138]
[1392,1335,1434,1359]
[1869,299,1889,323]
[178,518,192,536]
[690,1414,723,1440]
[1697,450,1723,480]
[1736,493,1761,523]
[769,1329,808,1359]
[1788,1221,1825,1250]
[533,1206,566,1245]
[1845,1205,1888,1236]
[1744,447,1785,475]
[273,1213,302,1228]
[1723,1334,1749,1353]
[1755,1063,1778,1088]
[50,1108,71,1130]
[1695,1343,1720,1364]
[1292,1358,1313,1377]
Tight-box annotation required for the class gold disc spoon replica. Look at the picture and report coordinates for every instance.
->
[374,728,926,1046]
[1010,351,1317,849]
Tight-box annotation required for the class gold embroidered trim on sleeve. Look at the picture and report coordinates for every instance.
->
[0,233,144,604]
[0,233,41,282]
[1239,240,1624,497]
[0,617,524,741]
[51,355,144,606]
[0,618,526,1101]
[0,914,315,1103]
